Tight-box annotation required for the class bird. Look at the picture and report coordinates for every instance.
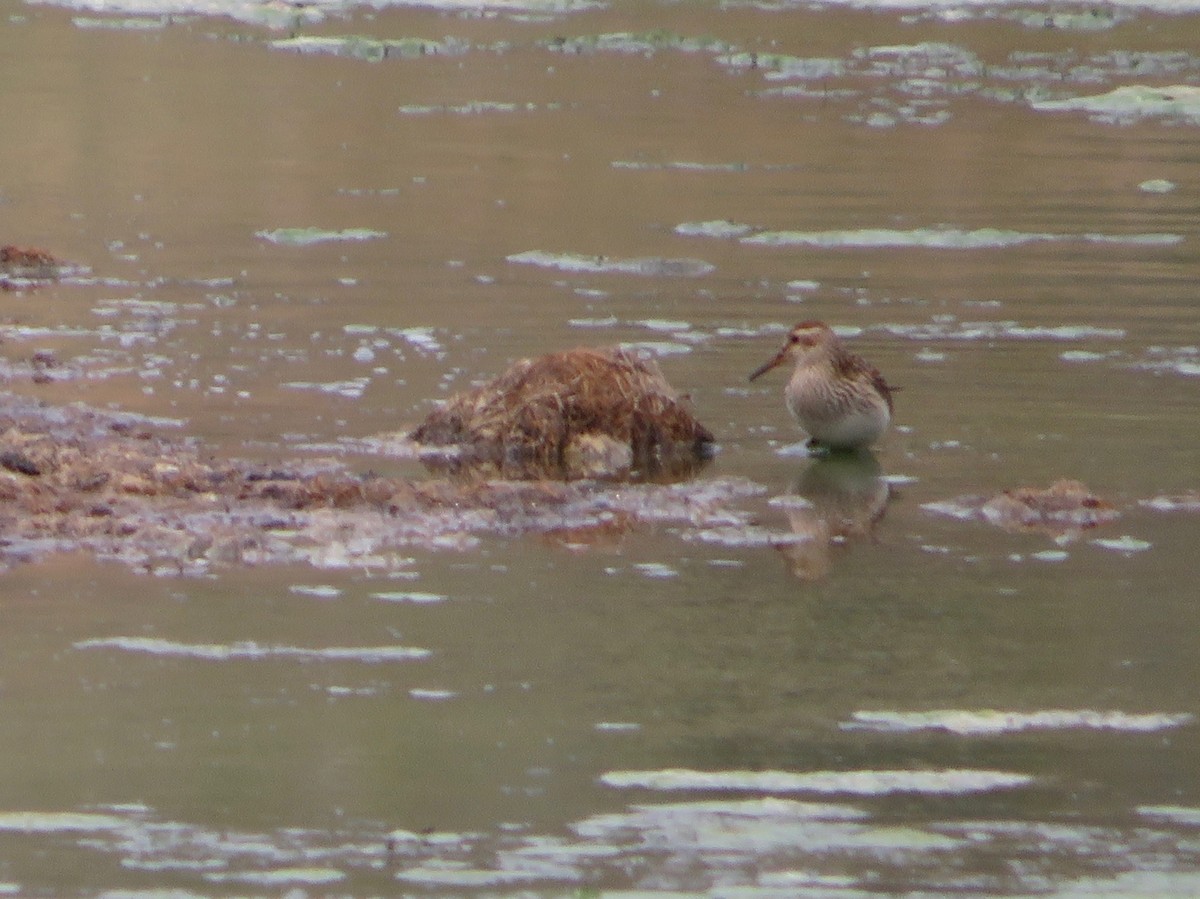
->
[749,320,895,451]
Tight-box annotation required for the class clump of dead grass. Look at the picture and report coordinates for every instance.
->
[409,346,714,479]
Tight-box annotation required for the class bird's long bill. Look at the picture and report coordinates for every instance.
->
[748,350,786,382]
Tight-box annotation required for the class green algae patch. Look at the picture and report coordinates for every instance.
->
[1139,178,1177,193]
[1009,8,1129,30]
[675,220,755,239]
[507,250,714,277]
[1031,84,1200,124]
[270,35,470,61]
[398,101,528,116]
[543,31,732,56]
[740,227,1045,249]
[255,227,387,246]
[72,15,169,30]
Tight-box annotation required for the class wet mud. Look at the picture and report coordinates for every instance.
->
[0,390,754,575]
[3,385,1166,579]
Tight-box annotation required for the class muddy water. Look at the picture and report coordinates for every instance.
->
[3,0,1200,893]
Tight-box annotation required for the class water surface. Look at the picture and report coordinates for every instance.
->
[1,0,1199,893]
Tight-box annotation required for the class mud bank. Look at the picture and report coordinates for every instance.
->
[3,390,1181,577]
[0,392,758,575]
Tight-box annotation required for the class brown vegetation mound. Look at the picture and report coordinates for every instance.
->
[1,244,73,284]
[409,346,714,479]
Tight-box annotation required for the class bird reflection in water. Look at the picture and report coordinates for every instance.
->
[775,450,892,580]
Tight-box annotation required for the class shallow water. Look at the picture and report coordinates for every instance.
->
[2,0,1200,894]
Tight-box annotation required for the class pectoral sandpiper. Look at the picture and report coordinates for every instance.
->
[749,321,895,451]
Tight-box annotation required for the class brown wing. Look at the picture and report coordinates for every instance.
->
[870,367,896,415]
[835,350,896,415]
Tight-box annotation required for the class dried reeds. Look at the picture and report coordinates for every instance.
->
[409,346,714,479]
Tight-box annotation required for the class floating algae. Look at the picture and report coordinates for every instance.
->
[270,35,470,61]
[923,479,1118,539]
[736,227,1181,250]
[1031,84,1200,125]
[542,31,731,56]
[409,346,714,480]
[506,250,714,277]
[255,227,386,246]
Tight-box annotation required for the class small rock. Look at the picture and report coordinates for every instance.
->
[0,450,41,477]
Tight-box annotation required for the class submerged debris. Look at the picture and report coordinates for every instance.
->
[409,346,715,480]
[924,479,1118,539]
[981,480,1118,532]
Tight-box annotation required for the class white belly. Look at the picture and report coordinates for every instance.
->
[801,405,890,449]
[786,375,890,449]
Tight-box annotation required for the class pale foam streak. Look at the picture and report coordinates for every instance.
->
[74,636,431,662]
[600,768,1033,795]
[843,709,1194,735]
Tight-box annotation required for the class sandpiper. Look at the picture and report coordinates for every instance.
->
[749,320,895,451]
